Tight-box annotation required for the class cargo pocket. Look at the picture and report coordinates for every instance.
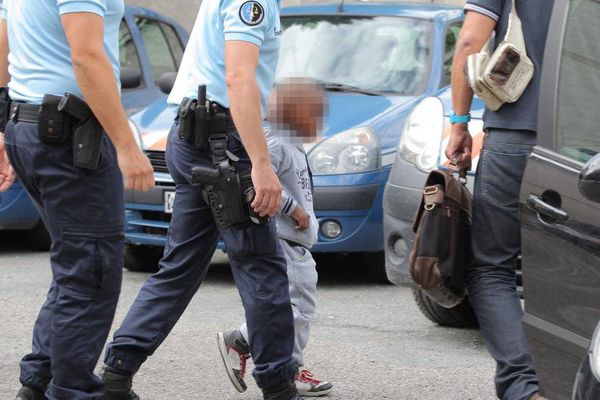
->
[222,219,280,259]
[54,235,104,299]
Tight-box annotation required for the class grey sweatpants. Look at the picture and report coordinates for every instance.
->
[241,239,318,366]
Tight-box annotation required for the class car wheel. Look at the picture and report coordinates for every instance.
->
[123,244,163,273]
[28,220,51,251]
[412,287,478,328]
[363,251,392,284]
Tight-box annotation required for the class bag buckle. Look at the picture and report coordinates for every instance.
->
[423,186,439,196]
[424,203,436,211]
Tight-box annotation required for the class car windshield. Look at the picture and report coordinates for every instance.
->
[277,16,433,95]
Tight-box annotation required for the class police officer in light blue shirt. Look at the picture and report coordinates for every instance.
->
[102,1,299,399]
[0,1,154,399]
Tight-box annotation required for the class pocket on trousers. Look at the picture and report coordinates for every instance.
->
[55,236,104,299]
[480,149,529,207]
[223,220,280,258]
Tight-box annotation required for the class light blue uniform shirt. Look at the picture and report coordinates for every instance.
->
[168,0,282,117]
[0,0,123,104]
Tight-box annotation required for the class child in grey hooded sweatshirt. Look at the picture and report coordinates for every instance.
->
[217,79,333,397]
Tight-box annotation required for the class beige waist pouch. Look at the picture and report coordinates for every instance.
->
[467,0,534,111]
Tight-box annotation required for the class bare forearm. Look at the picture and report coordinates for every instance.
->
[72,51,135,151]
[451,12,497,116]
[451,44,474,116]
[0,19,9,86]
[228,77,271,167]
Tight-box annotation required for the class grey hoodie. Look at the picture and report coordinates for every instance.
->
[267,130,318,249]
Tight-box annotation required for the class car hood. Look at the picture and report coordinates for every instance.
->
[134,93,415,151]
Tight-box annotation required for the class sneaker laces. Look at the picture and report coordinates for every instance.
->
[297,369,321,386]
[240,353,250,379]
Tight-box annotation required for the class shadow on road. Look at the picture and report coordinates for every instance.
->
[1,229,387,288]
[204,251,384,287]
[0,230,39,252]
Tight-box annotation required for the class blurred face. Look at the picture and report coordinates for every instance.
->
[271,82,326,142]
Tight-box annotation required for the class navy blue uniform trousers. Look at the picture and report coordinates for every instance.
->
[4,120,124,399]
[104,123,297,389]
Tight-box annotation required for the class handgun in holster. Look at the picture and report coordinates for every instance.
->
[191,162,268,229]
[187,85,267,228]
[58,93,104,171]
[37,93,104,170]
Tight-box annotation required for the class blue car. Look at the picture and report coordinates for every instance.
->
[0,6,188,250]
[124,1,466,278]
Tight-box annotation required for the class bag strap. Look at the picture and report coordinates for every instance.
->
[505,0,526,51]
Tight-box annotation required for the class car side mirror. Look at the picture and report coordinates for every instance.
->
[578,152,600,203]
[158,72,177,95]
[121,67,142,90]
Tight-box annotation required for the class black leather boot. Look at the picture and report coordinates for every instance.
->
[262,380,302,400]
[102,367,140,400]
[15,386,45,400]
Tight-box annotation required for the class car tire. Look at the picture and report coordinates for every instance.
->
[363,251,393,284]
[28,220,51,251]
[412,287,478,328]
[123,244,163,273]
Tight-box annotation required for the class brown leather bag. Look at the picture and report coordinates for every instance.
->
[409,170,472,308]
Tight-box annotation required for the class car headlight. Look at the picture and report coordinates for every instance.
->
[589,321,600,381]
[308,127,379,175]
[129,119,142,149]
[398,97,444,172]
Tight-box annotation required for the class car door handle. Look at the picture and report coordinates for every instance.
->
[527,194,569,223]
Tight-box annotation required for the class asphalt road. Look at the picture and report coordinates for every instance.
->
[0,236,496,400]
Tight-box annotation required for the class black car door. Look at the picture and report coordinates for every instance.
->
[520,0,600,399]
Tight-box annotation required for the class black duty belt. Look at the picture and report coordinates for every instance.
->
[10,102,41,124]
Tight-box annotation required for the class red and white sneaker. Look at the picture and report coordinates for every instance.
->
[295,367,333,397]
[217,330,251,393]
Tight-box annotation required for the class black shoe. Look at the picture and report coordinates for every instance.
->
[217,330,251,393]
[102,367,140,400]
[15,386,45,400]
[263,380,302,400]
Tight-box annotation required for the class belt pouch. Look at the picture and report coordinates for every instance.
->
[73,118,103,170]
[0,87,10,131]
[38,95,72,144]
[194,101,210,150]
[178,97,197,143]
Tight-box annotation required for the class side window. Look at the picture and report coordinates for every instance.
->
[441,23,462,87]
[555,0,600,163]
[119,20,142,87]
[160,22,185,69]
[135,17,178,81]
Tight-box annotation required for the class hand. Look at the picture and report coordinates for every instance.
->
[0,135,15,192]
[445,123,473,172]
[251,162,282,217]
[116,143,155,192]
[291,206,310,231]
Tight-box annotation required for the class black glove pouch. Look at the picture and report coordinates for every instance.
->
[38,95,72,144]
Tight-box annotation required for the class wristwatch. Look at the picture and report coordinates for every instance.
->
[450,112,471,125]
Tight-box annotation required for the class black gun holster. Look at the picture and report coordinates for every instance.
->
[191,133,267,229]
[38,93,104,170]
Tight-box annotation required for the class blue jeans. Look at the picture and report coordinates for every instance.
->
[4,120,124,399]
[104,123,297,389]
[467,129,539,400]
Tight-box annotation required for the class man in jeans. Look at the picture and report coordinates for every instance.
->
[446,1,554,399]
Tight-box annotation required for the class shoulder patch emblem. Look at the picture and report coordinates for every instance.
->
[239,1,264,26]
